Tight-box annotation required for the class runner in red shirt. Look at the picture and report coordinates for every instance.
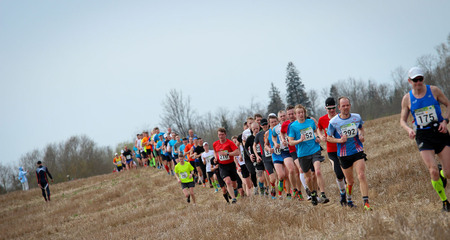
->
[317,97,347,206]
[213,127,241,204]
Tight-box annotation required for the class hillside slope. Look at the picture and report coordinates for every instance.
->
[1,114,450,239]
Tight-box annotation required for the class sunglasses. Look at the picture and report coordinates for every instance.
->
[326,107,336,110]
[411,76,424,82]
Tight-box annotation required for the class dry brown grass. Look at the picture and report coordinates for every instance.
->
[1,114,450,239]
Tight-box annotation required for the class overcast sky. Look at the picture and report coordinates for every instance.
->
[1,0,449,166]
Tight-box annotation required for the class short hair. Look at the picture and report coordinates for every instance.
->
[37,161,42,165]
[197,137,202,140]
[277,110,286,116]
[254,113,262,119]
[268,115,278,120]
[295,104,307,116]
[251,122,259,129]
[286,105,295,111]
[218,127,227,134]
[338,96,351,105]
[154,127,159,131]
[178,154,184,159]
[231,135,238,140]
[247,116,254,121]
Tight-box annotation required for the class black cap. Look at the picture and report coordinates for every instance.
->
[37,161,42,165]
[260,118,268,126]
[325,97,336,106]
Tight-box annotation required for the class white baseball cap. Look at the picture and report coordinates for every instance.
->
[203,142,208,146]
[115,153,118,156]
[408,67,424,79]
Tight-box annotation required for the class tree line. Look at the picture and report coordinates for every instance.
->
[2,34,448,194]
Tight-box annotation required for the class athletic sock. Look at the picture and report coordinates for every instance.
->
[164,165,170,173]
[337,179,346,194]
[432,178,448,201]
[278,179,284,194]
[212,181,217,189]
[362,196,369,204]
[346,184,353,202]
[234,188,238,197]
[258,182,264,190]
[223,193,230,203]
[300,173,307,190]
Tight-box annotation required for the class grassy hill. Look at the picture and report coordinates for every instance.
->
[1,114,450,239]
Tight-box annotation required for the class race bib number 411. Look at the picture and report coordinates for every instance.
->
[180,172,188,179]
[341,123,358,138]
[415,105,437,126]
[219,151,230,161]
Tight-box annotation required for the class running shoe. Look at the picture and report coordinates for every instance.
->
[286,194,292,200]
[438,164,447,188]
[347,200,356,208]
[340,193,347,206]
[260,187,265,195]
[320,194,330,204]
[271,188,276,197]
[305,188,312,201]
[293,189,304,201]
[364,202,372,211]
[443,200,450,212]
[231,198,237,204]
[214,188,219,193]
[254,187,259,195]
[311,192,318,206]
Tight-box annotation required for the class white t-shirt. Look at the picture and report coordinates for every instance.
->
[202,150,215,172]
[238,145,246,166]
[242,129,251,141]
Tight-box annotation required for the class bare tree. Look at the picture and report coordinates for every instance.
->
[160,89,196,137]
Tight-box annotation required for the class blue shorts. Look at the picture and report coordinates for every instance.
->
[272,153,283,164]
[281,150,292,160]
[126,159,133,164]
[135,154,141,158]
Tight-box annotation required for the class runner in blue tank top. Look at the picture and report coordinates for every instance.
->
[400,66,450,212]
[327,97,371,210]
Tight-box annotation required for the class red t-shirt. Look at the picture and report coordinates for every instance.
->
[281,120,296,153]
[213,139,238,165]
[318,114,337,153]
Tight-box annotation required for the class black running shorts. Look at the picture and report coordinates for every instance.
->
[219,162,238,182]
[416,128,450,154]
[338,151,366,169]
[298,150,324,173]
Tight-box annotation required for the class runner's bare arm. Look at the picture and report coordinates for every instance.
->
[431,86,450,132]
[400,93,415,139]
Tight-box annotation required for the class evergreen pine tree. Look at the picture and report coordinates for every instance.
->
[267,82,285,114]
[285,62,311,110]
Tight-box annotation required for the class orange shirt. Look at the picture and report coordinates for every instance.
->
[142,137,152,150]
[184,144,194,162]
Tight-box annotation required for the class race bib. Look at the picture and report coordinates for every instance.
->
[264,149,271,157]
[300,127,314,141]
[274,148,281,155]
[219,151,230,161]
[341,123,358,138]
[256,144,261,153]
[180,172,188,179]
[415,105,438,126]
[126,155,131,160]
[117,161,122,166]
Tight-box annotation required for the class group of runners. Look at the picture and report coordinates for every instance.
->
[110,66,449,211]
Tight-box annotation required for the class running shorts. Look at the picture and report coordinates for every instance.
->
[181,181,195,189]
[416,128,450,154]
[219,162,238,182]
[338,151,366,169]
[298,150,324,173]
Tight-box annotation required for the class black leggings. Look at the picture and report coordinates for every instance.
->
[328,152,345,180]
[40,183,51,201]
